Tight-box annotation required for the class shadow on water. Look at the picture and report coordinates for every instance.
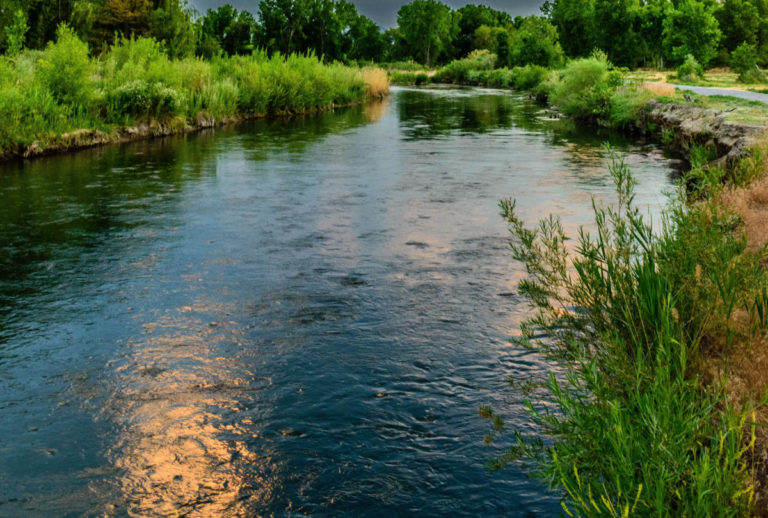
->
[0,88,675,517]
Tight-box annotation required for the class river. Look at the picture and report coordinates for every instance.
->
[0,86,678,517]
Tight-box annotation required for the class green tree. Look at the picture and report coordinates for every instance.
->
[346,11,385,61]
[662,0,721,66]
[258,0,312,55]
[543,0,595,58]
[731,42,765,82]
[36,24,93,107]
[716,0,768,64]
[198,4,255,57]
[92,0,152,49]
[637,0,670,68]
[495,28,511,68]
[454,4,512,59]
[397,0,458,66]
[509,16,564,68]
[0,0,76,51]
[148,0,195,58]
[592,0,642,68]
[4,9,28,55]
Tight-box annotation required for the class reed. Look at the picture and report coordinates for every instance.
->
[360,68,390,98]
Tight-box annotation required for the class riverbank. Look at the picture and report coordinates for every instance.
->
[409,55,768,514]
[0,28,389,162]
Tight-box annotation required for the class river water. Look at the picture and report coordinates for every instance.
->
[0,87,677,517]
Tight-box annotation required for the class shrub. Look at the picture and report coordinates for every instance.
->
[433,50,497,84]
[106,80,182,120]
[731,42,766,84]
[550,55,622,121]
[511,65,548,91]
[609,84,654,129]
[390,71,429,85]
[35,25,93,110]
[488,153,763,517]
[677,54,704,82]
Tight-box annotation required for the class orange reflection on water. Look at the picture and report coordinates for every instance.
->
[106,304,277,517]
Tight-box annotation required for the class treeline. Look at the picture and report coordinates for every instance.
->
[0,0,386,61]
[1,0,766,70]
[546,0,768,69]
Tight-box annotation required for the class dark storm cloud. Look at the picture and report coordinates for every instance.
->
[187,1,546,27]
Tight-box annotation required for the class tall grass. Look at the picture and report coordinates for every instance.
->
[485,150,767,516]
[0,30,388,157]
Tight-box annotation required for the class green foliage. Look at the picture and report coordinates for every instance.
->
[149,0,196,59]
[397,0,459,66]
[106,79,181,120]
[511,65,549,90]
[433,49,496,83]
[389,71,429,85]
[608,84,653,129]
[198,4,255,57]
[454,3,512,59]
[509,17,565,69]
[545,0,595,60]
[495,30,511,68]
[4,9,28,56]
[731,42,766,83]
[549,54,622,122]
[36,25,93,109]
[676,54,704,82]
[716,0,768,65]
[662,0,721,67]
[490,152,764,516]
[0,34,378,155]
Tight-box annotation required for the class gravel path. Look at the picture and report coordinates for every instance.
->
[669,83,768,104]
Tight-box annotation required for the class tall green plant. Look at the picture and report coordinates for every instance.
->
[4,9,28,56]
[485,152,762,516]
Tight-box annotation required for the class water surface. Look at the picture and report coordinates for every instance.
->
[0,87,678,517]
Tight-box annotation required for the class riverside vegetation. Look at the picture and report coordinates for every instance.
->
[0,26,389,159]
[461,53,768,515]
[5,1,768,516]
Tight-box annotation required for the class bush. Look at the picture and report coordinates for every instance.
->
[391,71,429,85]
[731,42,766,83]
[677,54,704,82]
[608,84,654,129]
[511,65,548,91]
[488,153,763,517]
[433,50,497,84]
[106,80,182,120]
[550,54,623,121]
[35,25,93,110]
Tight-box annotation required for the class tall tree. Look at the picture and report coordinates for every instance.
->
[149,0,196,58]
[509,16,565,68]
[397,0,458,66]
[591,0,641,68]
[662,0,721,66]
[543,0,595,58]
[198,4,255,57]
[716,0,768,63]
[454,4,512,59]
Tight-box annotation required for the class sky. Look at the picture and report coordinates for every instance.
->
[187,1,546,28]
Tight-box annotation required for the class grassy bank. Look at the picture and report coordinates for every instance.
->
[0,26,389,160]
[394,52,768,130]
